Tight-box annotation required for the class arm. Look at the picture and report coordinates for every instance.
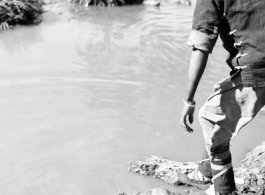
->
[186,49,209,102]
[180,49,209,133]
[179,0,223,133]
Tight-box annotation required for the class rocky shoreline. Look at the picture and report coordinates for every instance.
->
[125,141,265,195]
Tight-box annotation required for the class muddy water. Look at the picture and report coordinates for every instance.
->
[0,1,265,194]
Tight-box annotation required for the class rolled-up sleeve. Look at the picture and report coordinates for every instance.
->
[187,0,223,53]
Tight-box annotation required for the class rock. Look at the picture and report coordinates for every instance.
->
[128,155,197,185]
[234,141,265,194]
[240,141,265,168]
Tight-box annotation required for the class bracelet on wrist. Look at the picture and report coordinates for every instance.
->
[183,99,196,107]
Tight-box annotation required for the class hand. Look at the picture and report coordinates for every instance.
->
[180,100,195,133]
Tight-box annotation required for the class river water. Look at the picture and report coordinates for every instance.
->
[0,1,265,194]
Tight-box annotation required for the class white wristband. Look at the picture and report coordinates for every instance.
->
[183,99,196,107]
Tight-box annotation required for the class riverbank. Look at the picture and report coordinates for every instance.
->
[0,0,193,30]
[70,0,191,7]
[0,0,44,30]
[127,141,265,194]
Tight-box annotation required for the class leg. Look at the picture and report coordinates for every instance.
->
[198,73,265,194]
[199,121,236,193]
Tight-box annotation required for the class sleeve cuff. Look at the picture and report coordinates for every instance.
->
[187,30,218,53]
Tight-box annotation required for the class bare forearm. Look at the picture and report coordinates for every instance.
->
[185,49,209,103]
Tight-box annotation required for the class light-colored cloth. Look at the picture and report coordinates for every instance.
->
[199,72,265,152]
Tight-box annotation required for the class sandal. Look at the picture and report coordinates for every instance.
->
[177,173,211,190]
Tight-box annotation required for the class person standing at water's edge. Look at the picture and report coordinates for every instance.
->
[179,0,265,194]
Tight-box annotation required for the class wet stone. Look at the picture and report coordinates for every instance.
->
[128,155,197,185]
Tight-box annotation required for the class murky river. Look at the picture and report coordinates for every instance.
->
[0,1,265,194]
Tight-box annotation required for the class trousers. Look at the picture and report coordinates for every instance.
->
[197,72,265,193]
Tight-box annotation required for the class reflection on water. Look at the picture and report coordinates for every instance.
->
[0,1,264,194]
[71,4,192,86]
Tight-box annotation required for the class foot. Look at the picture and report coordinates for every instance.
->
[177,173,211,190]
[188,169,211,183]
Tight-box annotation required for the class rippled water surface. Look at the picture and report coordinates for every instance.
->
[0,1,265,194]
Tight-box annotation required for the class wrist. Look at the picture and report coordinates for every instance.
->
[183,99,196,107]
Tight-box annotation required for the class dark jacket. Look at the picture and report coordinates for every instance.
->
[187,0,265,87]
